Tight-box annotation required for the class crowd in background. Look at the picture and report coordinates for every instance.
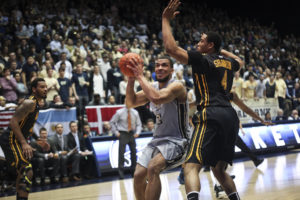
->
[1,0,300,135]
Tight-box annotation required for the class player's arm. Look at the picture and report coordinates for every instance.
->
[231,92,273,126]
[9,99,36,159]
[138,77,186,105]
[125,77,149,108]
[220,49,244,70]
[162,0,188,65]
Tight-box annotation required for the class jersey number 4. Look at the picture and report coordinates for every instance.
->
[221,70,227,90]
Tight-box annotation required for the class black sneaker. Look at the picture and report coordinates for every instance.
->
[254,158,264,167]
[214,184,224,198]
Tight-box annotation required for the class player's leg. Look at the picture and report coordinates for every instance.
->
[184,162,202,199]
[133,164,147,200]
[145,152,166,200]
[211,161,240,200]
[16,163,33,200]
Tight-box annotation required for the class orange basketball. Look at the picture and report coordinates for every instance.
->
[119,52,143,77]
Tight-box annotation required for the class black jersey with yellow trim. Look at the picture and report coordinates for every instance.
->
[188,51,240,108]
[18,95,40,138]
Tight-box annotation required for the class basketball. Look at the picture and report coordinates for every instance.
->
[119,53,143,77]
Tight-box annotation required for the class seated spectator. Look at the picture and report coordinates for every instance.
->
[88,94,104,106]
[264,111,272,122]
[83,123,99,137]
[102,121,113,136]
[0,68,18,103]
[30,128,59,185]
[274,108,287,121]
[49,123,81,183]
[288,109,300,120]
[66,121,95,179]
[107,95,116,105]
[143,118,155,132]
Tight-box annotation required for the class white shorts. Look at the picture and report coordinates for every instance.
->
[137,138,187,171]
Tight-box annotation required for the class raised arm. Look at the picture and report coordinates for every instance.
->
[220,49,244,69]
[162,0,188,64]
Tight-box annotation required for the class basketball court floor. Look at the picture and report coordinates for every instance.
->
[1,150,300,200]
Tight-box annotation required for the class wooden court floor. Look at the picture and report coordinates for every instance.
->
[1,150,300,200]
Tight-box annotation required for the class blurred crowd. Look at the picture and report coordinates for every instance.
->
[1,0,300,131]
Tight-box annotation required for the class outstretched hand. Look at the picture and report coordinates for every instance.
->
[162,0,181,20]
[127,57,144,78]
[261,121,275,126]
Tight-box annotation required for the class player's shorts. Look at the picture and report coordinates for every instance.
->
[0,129,30,170]
[185,106,239,167]
[137,137,187,171]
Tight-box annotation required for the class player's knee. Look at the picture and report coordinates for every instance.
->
[147,163,160,177]
[134,168,146,182]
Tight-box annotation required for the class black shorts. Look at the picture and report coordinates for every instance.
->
[0,130,31,170]
[185,106,239,167]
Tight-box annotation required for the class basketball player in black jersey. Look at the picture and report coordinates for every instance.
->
[162,1,244,199]
[0,78,47,200]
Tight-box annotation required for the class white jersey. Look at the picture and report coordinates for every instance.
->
[149,79,190,141]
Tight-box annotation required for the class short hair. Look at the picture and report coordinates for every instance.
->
[69,121,77,127]
[146,118,154,123]
[31,78,45,89]
[206,32,222,52]
[156,56,173,68]
[55,123,63,129]
[39,127,47,133]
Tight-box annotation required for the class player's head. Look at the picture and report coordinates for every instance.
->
[31,78,47,99]
[155,56,173,83]
[196,31,221,54]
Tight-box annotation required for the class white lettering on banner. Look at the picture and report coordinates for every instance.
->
[250,129,267,149]
[232,98,279,124]
[270,127,285,146]
[290,125,300,144]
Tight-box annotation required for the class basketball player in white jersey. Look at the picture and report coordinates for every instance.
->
[126,55,190,200]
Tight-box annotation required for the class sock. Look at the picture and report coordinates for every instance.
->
[228,192,240,200]
[187,191,199,200]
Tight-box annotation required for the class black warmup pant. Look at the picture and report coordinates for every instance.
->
[118,131,136,172]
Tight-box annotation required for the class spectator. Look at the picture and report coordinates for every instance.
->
[274,108,287,121]
[107,59,122,104]
[44,68,60,102]
[54,52,73,79]
[49,94,71,109]
[49,123,81,183]
[83,123,99,137]
[143,118,155,132]
[14,72,28,98]
[256,74,266,99]
[265,74,276,98]
[107,95,116,105]
[57,66,72,103]
[288,109,300,120]
[0,96,17,110]
[0,68,18,103]
[91,65,105,103]
[102,121,113,136]
[71,64,89,120]
[31,127,60,185]
[242,73,257,100]
[275,72,287,110]
[264,111,272,122]
[232,71,244,98]
[21,56,39,88]
[66,121,94,179]
[88,93,104,106]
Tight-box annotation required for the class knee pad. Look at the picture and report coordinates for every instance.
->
[19,164,33,192]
